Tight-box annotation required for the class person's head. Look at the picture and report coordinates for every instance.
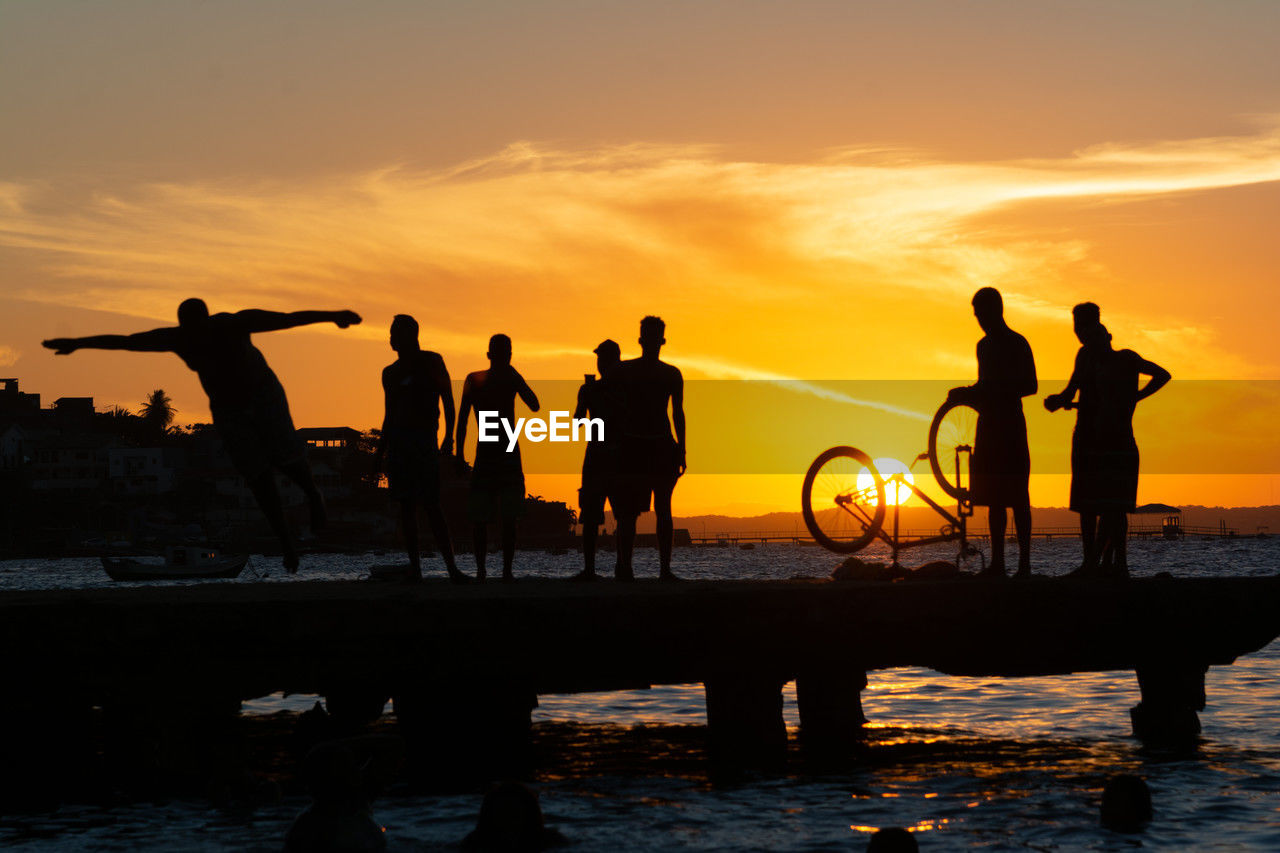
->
[487,333,512,367]
[1073,302,1101,344]
[1100,774,1152,832]
[177,298,210,328]
[866,826,919,852]
[1085,322,1114,350]
[971,287,1004,334]
[594,339,621,376]
[389,314,419,353]
[472,781,545,849]
[639,315,666,356]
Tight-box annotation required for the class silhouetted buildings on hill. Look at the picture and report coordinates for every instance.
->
[0,378,575,555]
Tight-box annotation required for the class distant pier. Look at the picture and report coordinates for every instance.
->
[687,522,1242,545]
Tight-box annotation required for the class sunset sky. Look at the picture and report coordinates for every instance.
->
[3,1,1279,513]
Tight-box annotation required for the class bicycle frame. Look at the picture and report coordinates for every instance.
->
[869,447,975,567]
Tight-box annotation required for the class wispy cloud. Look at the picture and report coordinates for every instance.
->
[3,123,1280,375]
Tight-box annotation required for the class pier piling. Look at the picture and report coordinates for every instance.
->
[796,668,869,757]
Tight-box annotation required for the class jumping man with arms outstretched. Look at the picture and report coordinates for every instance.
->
[43,298,361,572]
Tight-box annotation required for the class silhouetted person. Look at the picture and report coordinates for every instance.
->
[285,735,402,853]
[947,287,1036,578]
[373,314,466,584]
[1100,773,1153,832]
[571,339,624,581]
[42,299,361,571]
[866,827,919,852]
[613,316,686,581]
[1045,302,1106,574]
[1079,323,1170,576]
[460,781,567,851]
[457,334,539,582]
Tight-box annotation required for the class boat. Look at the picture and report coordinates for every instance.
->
[101,546,249,581]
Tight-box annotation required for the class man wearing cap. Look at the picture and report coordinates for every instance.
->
[571,339,624,581]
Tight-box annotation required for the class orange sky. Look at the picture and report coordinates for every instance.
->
[2,2,1279,513]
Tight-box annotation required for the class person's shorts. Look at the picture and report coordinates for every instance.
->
[970,411,1030,508]
[578,453,617,526]
[386,429,441,507]
[212,389,305,481]
[468,451,526,523]
[612,435,680,517]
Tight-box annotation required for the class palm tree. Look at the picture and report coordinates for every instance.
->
[140,389,175,440]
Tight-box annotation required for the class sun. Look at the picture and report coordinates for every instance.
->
[857,457,915,506]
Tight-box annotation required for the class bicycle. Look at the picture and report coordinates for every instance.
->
[801,398,985,570]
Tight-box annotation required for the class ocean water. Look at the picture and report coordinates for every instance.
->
[1,536,1278,850]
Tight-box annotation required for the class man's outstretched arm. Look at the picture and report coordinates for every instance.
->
[43,328,180,355]
[236,309,361,333]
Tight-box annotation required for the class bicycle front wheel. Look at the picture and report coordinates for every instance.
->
[928,399,978,501]
[801,446,886,554]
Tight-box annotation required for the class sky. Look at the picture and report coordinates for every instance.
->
[2,1,1279,513]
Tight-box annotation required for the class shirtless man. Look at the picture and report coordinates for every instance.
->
[43,298,361,571]
[373,314,467,583]
[947,287,1037,579]
[456,334,539,582]
[613,316,686,581]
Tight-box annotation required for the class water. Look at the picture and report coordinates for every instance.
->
[1,537,1278,850]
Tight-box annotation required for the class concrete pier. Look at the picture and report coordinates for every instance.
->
[2,576,1279,793]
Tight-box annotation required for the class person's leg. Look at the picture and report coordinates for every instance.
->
[424,505,466,582]
[1079,512,1099,571]
[501,517,516,581]
[985,507,1007,576]
[614,514,636,581]
[400,500,421,581]
[1096,513,1115,571]
[582,524,598,577]
[1012,501,1032,578]
[654,482,677,580]
[280,458,326,532]
[1113,512,1129,575]
[247,472,298,572]
[573,487,601,581]
[473,524,488,581]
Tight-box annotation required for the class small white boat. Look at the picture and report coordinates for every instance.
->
[101,546,249,581]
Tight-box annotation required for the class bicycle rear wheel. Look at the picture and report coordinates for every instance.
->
[928,399,978,501]
[801,446,886,553]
